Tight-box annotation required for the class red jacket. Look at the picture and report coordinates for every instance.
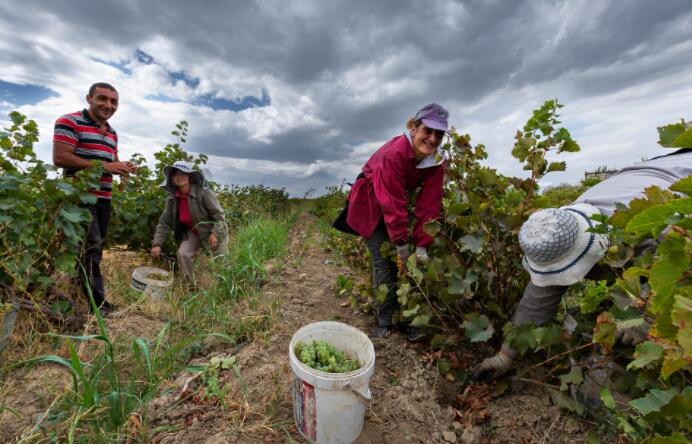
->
[347,134,444,247]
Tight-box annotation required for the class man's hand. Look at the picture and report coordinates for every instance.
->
[208,233,218,249]
[105,161,137,175]
[150,246,162,260]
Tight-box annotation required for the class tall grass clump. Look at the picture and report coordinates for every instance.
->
[174,211,297,341]
[8,284,172,442]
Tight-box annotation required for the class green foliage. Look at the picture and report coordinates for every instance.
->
[314,104,691,438]
[580,174,691,438]
[397,100,580,335]
[310,184,370,270]
[16,291,160,432]
[108,121,209,251]
[109,120,289,252]
[216,184,289,229]
[535,179,599,209]
[199,355,240,404]
[0,112,100,297]
[657,120,692,148]
[462,313,494,343]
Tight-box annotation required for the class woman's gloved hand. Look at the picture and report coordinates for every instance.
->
[415,246,429,262]
[471,345,517,381]
[472,352,514,381]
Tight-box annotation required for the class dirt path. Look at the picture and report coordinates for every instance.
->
[146,213,455,443]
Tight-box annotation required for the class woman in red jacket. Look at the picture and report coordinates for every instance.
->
[347,103,448,340]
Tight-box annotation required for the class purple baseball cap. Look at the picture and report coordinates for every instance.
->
[414,103,449,132]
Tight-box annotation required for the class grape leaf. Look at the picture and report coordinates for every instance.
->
[669,176,692,196]
[671,294,692,358]
[650,233,689,314]
[626,198,692,236]
[437,358,451,375]
[547,161,566,172]
[630,388,678,416]
[559,367,583,391]
[671,127,692,148]
[600,387,616,409]
[627,341,664,370]
[401,305,420,318]
[657,122,686,148]
[594,312,617,353]
[661,350,688,380]
[459,234,484,254]
[532,324,562,348]
[549,389,585,416]
[580,280,610,314]
[652,434,690,444]
[462,313,494,343]
[410,314,431,327]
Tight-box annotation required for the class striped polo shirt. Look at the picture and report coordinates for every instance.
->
[54,109,118,199]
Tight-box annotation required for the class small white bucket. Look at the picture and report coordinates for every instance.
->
[130,266,173,301]
[289,321,375,444]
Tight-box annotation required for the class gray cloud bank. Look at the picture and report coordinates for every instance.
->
[1,0,691,195]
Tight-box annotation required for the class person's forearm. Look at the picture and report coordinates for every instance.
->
[53,149,94,170]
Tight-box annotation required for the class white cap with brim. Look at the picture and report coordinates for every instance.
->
[160,160,206,193]
[519,203,609,287]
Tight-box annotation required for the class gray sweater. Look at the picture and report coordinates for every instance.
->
[575,150,692,216]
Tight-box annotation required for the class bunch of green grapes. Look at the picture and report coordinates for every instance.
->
[295,340,361,373]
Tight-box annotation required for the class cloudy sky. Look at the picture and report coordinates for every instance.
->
[1,0,691,195]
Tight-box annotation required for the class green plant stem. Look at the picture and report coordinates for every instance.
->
[516,342,595,379]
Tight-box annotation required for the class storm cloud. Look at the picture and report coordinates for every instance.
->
[1,0,691,195]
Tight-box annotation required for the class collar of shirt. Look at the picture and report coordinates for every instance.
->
[82,109,113,133]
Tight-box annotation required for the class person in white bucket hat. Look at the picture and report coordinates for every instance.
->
[150,161,228,283]
[519,203,608,287]
[473,147,692,380]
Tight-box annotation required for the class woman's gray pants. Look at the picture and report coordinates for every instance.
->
[363,221,399,327]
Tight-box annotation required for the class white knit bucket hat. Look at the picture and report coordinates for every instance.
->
[160,161,206,193]
[519,203,609,287]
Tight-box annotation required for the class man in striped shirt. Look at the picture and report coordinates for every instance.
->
[53,82,136,314]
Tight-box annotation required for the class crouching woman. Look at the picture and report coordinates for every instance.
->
[150,161,228,281]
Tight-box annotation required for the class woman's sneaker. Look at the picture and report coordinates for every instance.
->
[405,326,426,342]
[371,325,392,339]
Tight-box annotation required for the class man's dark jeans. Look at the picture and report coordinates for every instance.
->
[363,220,399,327]
[78,199,111,307]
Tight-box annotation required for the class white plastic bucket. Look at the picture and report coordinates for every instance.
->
[289,321,375,444]
[130,266,173,301]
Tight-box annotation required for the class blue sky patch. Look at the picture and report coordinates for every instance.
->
[135,49,155,65]
[0,80,57,106]
[170,70,200,89]
[146,89,271,112]
[196,89,271,111]
[145,94,183,103]
[91,57,133,76]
